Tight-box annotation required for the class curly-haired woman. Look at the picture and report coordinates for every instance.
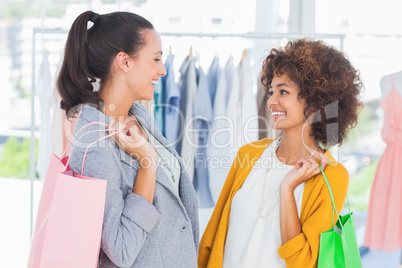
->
[198,39,364,268]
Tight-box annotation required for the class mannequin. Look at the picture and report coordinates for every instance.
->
[365,71,402,265]
[379,70,402,99]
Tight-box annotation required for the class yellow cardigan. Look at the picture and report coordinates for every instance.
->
[198,139,349,268]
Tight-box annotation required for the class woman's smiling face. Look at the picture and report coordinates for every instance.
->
[267,73,307,131]
[127,29,166,101]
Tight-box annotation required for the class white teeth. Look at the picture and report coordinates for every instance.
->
[151,80,157,86]
[272,111,286,116]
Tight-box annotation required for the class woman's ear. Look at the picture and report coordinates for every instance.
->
[115,52,130,72]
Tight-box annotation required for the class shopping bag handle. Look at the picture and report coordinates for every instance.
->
[59,121,123,175]
[320,162,356,264]
[319,161,351,229]
[61,122,107,158]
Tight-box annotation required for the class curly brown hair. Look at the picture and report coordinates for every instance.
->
[260,38,364,147]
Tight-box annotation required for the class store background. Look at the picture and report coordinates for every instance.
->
[0,0,401,267]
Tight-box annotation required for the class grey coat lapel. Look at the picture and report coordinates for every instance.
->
[129,104,198,228]
[129,104,195,205]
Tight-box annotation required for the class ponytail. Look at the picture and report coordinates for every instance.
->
[57,11,100,117]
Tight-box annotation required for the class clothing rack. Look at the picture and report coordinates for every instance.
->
[159,32,346,49]
[28,27,346,236]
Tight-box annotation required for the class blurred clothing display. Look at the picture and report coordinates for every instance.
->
[225,56,240,163]
[207,56,222,108]
[206,57,231,205]
[365,72,402,252]
[193,67,214,208]
[178,56,198,182]
[162,54,181,151]
[205,56,229,204]
[238,54,259,147]
[158,52,260,207]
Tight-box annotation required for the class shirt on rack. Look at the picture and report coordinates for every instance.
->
[193,66,214,208]
[162,54,181,151]
[206,56,229,205]
[238,55,259,146]
[207,56,221,107]
[153,79,164,134]
[178,56,198,181]
[225,56,240,161]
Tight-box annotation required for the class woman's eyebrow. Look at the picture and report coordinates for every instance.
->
[275,83,289,88]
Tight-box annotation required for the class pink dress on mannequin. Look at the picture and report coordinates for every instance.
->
[364,75,402,252]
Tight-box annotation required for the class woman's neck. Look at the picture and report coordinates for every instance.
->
[275,128,322,166]
[100,82,136,124]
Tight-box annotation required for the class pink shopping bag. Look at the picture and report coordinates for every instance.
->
[28,122,119,268]
[27,154,107,268]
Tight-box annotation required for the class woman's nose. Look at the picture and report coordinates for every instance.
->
[267,93,278,109]
[160,63,167,77]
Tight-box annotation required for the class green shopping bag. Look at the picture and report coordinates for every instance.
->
[317,164,362,268]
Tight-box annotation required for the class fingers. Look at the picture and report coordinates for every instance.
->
[295,159,304,169]
[297,159,311,174]
[108,119,125,134]
[308,154,329,177]
[307,158,318,171]
[108,121,148,150]
[127,125,142,142]
[289,153,329,186]
[296,158,318,177]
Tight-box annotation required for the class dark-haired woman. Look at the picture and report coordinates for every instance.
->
[198,39,363,268]
[57,11,199,267]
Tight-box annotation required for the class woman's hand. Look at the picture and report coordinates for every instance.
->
[281,153,328,191]
[108,120,157,170]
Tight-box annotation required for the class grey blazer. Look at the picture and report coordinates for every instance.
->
[69,103,199,268]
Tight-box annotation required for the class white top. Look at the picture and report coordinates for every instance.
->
[223,139,305,268]
[143,127,181,196]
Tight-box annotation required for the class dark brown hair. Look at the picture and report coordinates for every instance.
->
[261,39,364,147]
[56,11,154,117]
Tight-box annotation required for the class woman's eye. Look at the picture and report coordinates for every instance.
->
[267,91,274,97]
[280,90,289,95]
[155,58,161,62]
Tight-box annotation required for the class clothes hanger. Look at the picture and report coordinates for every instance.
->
[185,46,193,61]
[240,48,248,66]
